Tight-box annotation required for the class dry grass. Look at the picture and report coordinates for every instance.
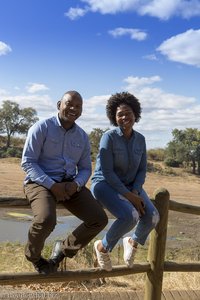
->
[0,240,200,292]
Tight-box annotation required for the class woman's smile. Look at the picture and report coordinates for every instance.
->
[116,104,135,129]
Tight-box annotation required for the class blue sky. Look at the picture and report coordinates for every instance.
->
[0,0,200,149]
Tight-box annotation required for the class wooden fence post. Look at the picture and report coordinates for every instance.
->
[144,188,170,300]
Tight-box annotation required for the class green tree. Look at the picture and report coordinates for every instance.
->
[166,128,200,174]
[89,128,108,161]
[147,148,166,161]
[0,100,38,149]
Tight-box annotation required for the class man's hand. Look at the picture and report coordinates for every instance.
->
[50,182,71,202]
[50,181,78,202]
[64,181,77,197]
[124,191,145,217]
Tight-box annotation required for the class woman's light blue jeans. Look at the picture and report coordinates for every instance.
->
[91,181,160,252]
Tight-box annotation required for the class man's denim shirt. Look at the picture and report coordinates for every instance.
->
[91,127,147,195]
[21,115,92,189]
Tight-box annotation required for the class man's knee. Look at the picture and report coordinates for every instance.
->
[34,214,56,231]
[93,209,108,229]
[88,208,108,230]
[98,209,108,228]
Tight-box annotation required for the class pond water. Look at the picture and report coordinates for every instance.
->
[1,216,178,246]
[0,216,117,243]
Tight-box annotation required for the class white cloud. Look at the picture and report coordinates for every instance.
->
[123,75,196,118]
[157,29,200,67]
[108,27,147,41]
[139,0,200,19]
[137,86,196,110]
[14,94,55,114]
[143,54,158,61]
[0,41,12,56]
[0,88,8,96]
[77,74,200,148]
[64,7,89,20]
[139,0,180,20]
[78,112,110,133]
[179,0,200,18]
[1,76,199,149]
[14,86,21,91]
[84,95,108,110]
[77,94,110,132]
[66,0,200,20]
[0,91,56,118]
[123,75,162,90]
[26,83,49,93]
[81,0,139,14]
[122,76,199,144]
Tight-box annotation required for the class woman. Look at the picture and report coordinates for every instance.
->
[91,92,160,271]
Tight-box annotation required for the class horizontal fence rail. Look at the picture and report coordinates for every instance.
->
[0,263,151,285]
[0,188,199,300]
[1,262,199,286]
[1,196,200,214]
[168,199,200,215]
[0,197,63,208]
[164,261,200,272]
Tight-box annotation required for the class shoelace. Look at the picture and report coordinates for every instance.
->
[98,252,111,266]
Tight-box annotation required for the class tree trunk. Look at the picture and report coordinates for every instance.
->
[197,160,200,175]
[6,134,11,149]
[191,159,196,174]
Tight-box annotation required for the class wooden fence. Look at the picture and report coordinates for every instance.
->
[0,187,200,300]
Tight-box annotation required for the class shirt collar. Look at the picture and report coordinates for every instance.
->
[116,126,124,136]
[56,114,76,131]
[116,126,135,139]
[56,114,62,126]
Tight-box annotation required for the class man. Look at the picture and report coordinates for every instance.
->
[21,90,108,274]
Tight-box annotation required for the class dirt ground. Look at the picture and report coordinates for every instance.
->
[0,157,199,205]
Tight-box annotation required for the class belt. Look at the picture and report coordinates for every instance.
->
[27,176,75,184]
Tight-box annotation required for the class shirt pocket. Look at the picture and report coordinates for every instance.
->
[133,148,143,164]
[70,140,83,149]
[134,148,142,155]
[69,140,84,161]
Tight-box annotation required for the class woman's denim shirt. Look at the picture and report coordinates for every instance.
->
[91,127,147,195]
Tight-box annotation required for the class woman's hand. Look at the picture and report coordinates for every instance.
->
[124,191,145,216]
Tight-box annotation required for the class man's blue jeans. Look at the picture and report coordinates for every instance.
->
[91,181,160,252]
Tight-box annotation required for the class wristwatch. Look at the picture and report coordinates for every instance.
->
[75,181,82,192]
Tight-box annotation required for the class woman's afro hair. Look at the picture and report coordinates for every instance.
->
[106,91,141,126]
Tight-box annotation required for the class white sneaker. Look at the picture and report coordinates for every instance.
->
[94,240,112,271]
[123,237,137,268]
